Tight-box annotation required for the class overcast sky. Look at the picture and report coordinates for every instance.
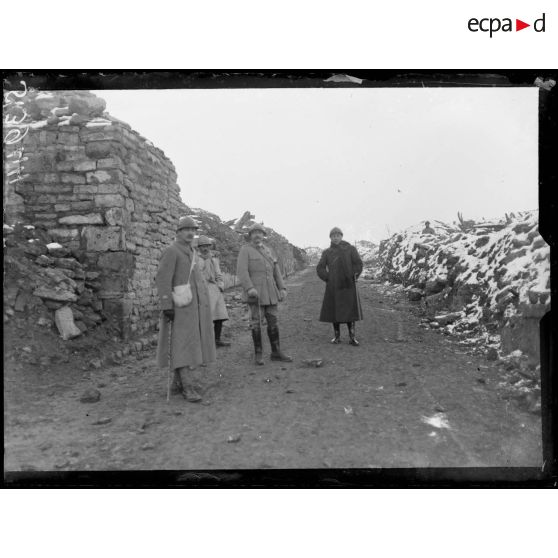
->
[94,88,538,248]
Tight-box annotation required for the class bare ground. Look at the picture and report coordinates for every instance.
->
[4,267,542,471]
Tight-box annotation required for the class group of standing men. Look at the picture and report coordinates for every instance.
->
[155,216,363,403]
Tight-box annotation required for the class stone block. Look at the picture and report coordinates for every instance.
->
[81,226,124,251]
[54,204,71,212]
[33,184,73,194]
[73,160,97,172]
[56,161,74,172]
[56,258,83,271]
[97,251,135,272]
[100,275,127,295]
[60,173,86,184]
[97,157,124,170]
[59,213,104,226]
[94,183,123,195]
[74,184,99,195]
[54,306,82,340]
[94,194,125,208]
[86,170,113,184]
[33,285,77,303]
[84,141,112,159]
[49,228,80,241]
[70,201,94,211]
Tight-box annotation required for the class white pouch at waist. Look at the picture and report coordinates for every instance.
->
[172,284,193,307]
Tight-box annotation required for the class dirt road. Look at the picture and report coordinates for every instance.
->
[4,267,542,471]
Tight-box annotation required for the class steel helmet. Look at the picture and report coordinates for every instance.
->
[177,216,199,231]
[197,235,213,246]
[248,223,267,235]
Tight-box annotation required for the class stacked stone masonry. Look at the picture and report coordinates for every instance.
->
[5,90,187,340]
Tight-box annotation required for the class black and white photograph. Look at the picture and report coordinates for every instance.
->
[2,72,554,482]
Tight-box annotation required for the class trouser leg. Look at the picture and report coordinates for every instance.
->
[214,319,231,347]
[348,322,359,346]
[249,303,264,365]
[266,308,292,362]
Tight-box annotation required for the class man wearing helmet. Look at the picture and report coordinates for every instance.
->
[155,216,216,402]
[196,235,231,348]
[236,223,292,365]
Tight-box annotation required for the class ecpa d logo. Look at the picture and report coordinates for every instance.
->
[468,13,546,37]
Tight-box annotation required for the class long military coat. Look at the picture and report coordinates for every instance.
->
[236,243,286,305]
[198,254,229,321]
[155,241,216,370]
[317,240,363,323]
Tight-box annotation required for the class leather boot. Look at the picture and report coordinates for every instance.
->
[331,322,341,344]
[252,327,264,365]
[268,326,293,362]
[348,322,360,346]
[214,320,231,347]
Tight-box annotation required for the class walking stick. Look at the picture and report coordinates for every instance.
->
[166,319,173,402]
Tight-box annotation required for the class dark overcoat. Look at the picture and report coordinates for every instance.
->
[317,240,363,323]
[155,241,216,370]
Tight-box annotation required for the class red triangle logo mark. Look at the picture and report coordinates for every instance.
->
[516,19,530,31]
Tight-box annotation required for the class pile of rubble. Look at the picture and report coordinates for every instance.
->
[4,222,107,340]
[377,210,549,366]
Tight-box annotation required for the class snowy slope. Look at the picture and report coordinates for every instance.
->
[378,210,550,358]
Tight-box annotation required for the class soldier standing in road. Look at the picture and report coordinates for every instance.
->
[196,235,231,348]
[236,223,292,365]
[155,216,216,402]
[317,227,363,345]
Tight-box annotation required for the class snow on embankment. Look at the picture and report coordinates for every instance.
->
[378,211,550,363]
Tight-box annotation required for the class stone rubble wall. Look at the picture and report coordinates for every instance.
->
[4,90,186,340]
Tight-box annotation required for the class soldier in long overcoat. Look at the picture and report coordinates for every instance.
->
[236,223,292,365]
[196,235,231,348]
[155,216,216,402]
[317,226,363,345]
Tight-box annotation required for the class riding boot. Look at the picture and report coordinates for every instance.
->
[214,320,231,347]
[252,327,264,365]
[348,322,360,346]
[331,322,341,344]
[268,325,293,362]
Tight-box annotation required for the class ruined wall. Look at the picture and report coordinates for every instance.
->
[4,90,185,340]
[4,89,307,343]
